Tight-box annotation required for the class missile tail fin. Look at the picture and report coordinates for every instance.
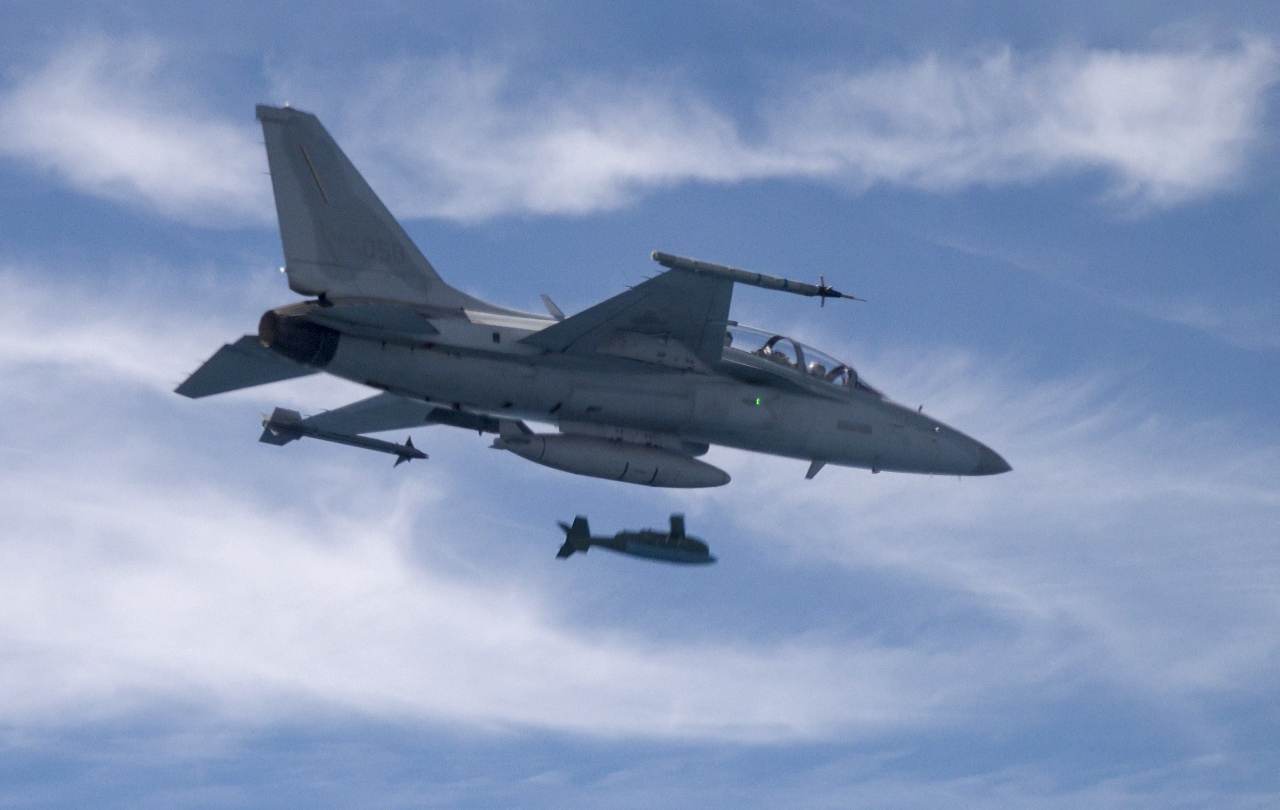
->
[669,513,685,539]
[557,516,591,558]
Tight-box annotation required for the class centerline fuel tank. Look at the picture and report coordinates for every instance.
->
[493,432,729,488]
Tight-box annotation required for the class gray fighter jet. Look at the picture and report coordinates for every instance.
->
[177,105,1011,486]
[558,515,714,564]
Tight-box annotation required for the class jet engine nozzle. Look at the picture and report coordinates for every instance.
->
[258,310,341,368]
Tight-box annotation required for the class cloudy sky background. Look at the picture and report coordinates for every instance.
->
[0,2,1277,807]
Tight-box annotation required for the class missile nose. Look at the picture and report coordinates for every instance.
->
[972,444,1012,475]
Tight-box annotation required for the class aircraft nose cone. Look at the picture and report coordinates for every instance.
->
[972,445,1012,475]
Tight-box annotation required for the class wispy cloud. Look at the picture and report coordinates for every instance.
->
[925,234,1280,354]
[0,270,999,742]
[0,37,271,225]
[1130,293,1280,351]
[766,40,1279,207]
[1,267,1277,747]
[1,36,1273,225]
[0,401,961,740]
[288,39,1277,219]
[0,267,238,391]
[716,342,1280,695]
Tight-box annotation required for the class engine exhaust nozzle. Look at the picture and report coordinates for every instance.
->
[258,310,340,368]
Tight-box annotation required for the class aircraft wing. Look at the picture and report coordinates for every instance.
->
[285,392,506,435]
[176,335,317,398]
[519,269,733,369]
[300,392,436,434]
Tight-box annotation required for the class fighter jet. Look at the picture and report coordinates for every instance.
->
[177,104,1011,486]
[557,515,715,564]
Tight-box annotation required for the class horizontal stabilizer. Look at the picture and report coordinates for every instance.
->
[176,336,316,398]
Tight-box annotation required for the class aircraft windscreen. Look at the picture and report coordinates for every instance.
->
[724,325,877,393]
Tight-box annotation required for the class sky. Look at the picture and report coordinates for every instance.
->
[0,2,1278,807]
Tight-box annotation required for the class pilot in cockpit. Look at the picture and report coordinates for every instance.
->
[765,348,792,368]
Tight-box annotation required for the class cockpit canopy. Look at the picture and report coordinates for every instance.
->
[723,325,878,394]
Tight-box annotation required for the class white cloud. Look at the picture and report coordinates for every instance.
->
[1,268,1277,746]
[2,36,1272,225]
[0,270,1021,742]
[0,405,971,740]
[0,268,234,392]
[769,40,1278,207]
[270,56,784,220]
[287,39,1277,219]
[0,37,271,225]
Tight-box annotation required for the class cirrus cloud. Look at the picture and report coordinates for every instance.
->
[1,265,1277,746]
[0,36,1275,225]
[0,37,271,225]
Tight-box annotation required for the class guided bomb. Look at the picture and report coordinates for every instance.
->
[556,514,715,564]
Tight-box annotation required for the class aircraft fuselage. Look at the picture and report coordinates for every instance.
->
[267,301,1008,478]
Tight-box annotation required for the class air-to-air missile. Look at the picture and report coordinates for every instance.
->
[556,514,715,564]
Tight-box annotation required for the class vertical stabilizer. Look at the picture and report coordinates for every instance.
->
[256,105,484,310]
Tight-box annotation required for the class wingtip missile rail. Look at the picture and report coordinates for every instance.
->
[651,251,864,304]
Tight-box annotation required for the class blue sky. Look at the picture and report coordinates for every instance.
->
[1,2,1278,807]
